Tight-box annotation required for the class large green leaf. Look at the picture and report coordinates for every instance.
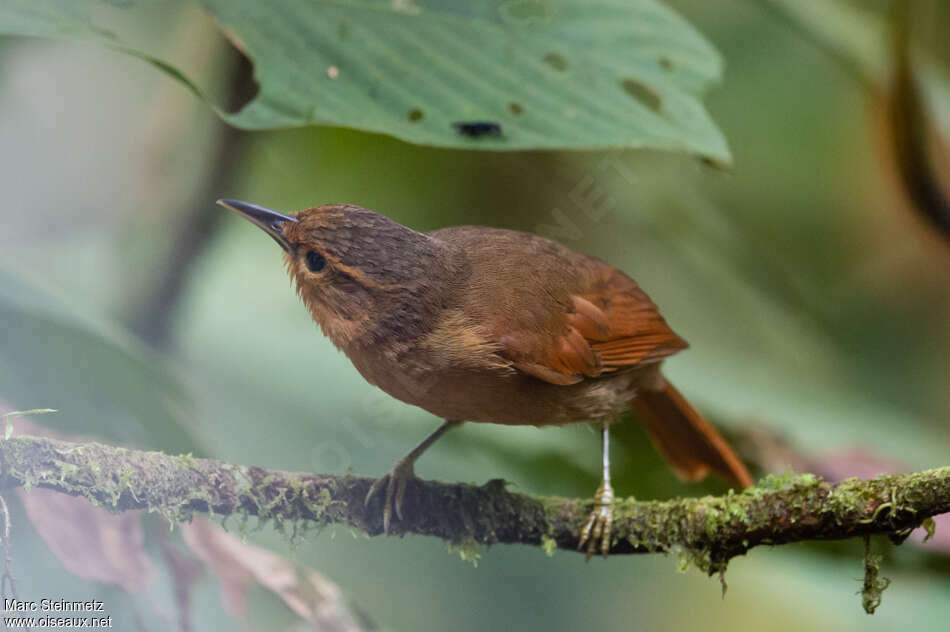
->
[0,0,729,158]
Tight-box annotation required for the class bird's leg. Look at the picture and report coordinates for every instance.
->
[578,422,615,560]
[365,419,462,533]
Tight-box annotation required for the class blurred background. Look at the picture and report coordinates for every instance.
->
[2,0,950,630]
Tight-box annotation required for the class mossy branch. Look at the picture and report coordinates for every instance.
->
[2,435,948,572]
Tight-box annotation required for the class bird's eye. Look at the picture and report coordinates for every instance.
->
[305,250,327,273]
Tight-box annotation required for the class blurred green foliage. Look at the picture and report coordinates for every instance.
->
[1,0,950,630]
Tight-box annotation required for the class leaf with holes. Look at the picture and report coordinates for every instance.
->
[0,0,729,158]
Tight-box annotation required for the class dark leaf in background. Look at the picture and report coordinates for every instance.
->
[182,518,376,631]
[21,489,154,591]
[0,267,201,453]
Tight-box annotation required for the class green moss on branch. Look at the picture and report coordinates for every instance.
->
[1,435,948,571]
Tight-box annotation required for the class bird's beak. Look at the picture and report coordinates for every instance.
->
[216,198,298,253]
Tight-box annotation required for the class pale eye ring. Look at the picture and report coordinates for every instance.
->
[305,250,326,272]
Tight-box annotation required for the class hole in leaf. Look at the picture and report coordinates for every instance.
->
[407,108,424,122]
[542,52,569,72]
[699,156,729,171]
[659,57,673,71]
[508,102,524,116]
[620,79,661,112]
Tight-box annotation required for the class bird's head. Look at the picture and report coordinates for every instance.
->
[217,199,459,348]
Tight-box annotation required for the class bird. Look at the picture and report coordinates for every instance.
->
[217,198,753,558]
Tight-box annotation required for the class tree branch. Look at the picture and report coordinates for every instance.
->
[2,435,947,573]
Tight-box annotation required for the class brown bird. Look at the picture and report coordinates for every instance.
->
[218,198,753,558]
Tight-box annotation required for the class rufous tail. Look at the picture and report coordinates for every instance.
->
[630,376,753,489]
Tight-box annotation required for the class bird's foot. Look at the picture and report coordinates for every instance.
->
[578,482,614,560]
[365,457,416,534]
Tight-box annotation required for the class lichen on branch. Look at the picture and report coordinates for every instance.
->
[1,435,947,574]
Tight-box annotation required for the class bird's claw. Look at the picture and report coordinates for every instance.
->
[577,483,614,560]
[365,458,416,533]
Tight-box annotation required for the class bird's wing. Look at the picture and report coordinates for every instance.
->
[501,268,687,386]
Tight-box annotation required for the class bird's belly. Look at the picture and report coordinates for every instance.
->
[377,365,644,426]
[345,339,649,426]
